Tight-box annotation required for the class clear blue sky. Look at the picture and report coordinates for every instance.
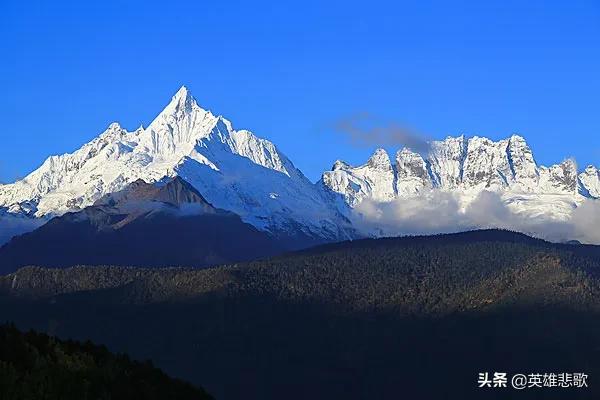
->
[1,0,599,183]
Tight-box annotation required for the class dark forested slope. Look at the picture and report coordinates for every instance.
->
[0,324,212,400]
[1,229,600,400]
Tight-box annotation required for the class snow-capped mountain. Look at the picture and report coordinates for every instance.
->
[321,135,599,221]
[1,86,598,246]
[0,86,352,245]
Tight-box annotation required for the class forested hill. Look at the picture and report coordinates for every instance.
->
[3,229,600,312]
[0,324,213,400]
[299,228,600,265]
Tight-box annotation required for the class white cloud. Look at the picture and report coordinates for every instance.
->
[352,190,600,244]
[570,200,600,244]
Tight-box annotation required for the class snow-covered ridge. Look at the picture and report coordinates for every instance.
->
[0,86,351,243]
[321,134,599,218]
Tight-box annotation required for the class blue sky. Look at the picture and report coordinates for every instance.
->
[1,0,599,182]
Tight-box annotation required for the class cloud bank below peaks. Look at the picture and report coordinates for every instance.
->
[352,190,600,244]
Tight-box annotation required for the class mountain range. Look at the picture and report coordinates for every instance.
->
[324,135,598,204]
[1,86,599,246]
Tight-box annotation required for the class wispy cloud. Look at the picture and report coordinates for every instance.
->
[334,112,431,154]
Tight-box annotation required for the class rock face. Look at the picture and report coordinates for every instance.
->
[395,148,431,196]
[428,135,468,189]
[506,135,539,192]
[538,160,579,195]
[0,86,353,245]
[580,166,600,198]
[96,176,213,211]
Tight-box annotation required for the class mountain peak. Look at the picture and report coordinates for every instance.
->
[169,85,195,109]
[366,148,391,169]
[153,85,197,121]
[173,85,190,100]
[97,122,125,139]
[140,85,216,156]
[398,147,418,156]
[367,149,392,170]
[561,158,578,169]
[332,160,350,171]
[0,85,354,245]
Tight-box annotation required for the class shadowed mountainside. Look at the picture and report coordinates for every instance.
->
[0,177,285,273]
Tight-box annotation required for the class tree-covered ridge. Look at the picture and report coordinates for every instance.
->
[0,324,213,400]
[3,229,600,313]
